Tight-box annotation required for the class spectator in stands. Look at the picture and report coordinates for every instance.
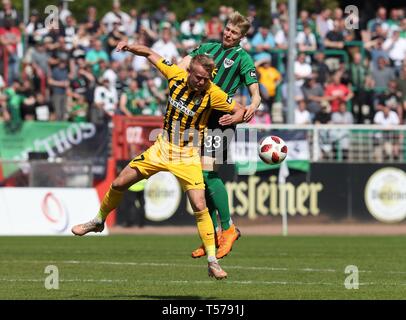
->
[324,19,345,50]
[115,67,130,99]
[324,19,345,71]
[373,103,401,160]
[246,4,261,40]
[152,2,169,26]
[314,103,333,159]
[349,51,374,123]
[294,99,311,124]
[0,0,19,28]
[316,8,333,40]
[81,6,99,35]
[180,11,205,53]
[312,51,330,86]
[68,94,88,123]
[255,56,281,115]
[151,24,180,64]
[4,80,23,132]
[63,15,77,51]
[367,6,389,37]
[297,10,316,33]
[325,72,353,113]
[294,52,312,87]
[102,0,131,34]
[383,29,406,75]
[49,56,69,120]
[274,18,289,50]
[107,22,128,57]
[251,24,275,62]
[25,9,44,46]
[69,56,96,103]
[0,18,21,85]
[30,37,50,78]
[249,103,271,125]
[93,77,118,123]
[396,64,406,122]
[20,89,36,120]
[205,15,223,42]
[72,25,91,51]
[376,79,403,121]
[136,9,158,46]
[297,23,317,52]
[33,92,55,121]
[21,92,55,122]
[366,36,390,69]
[331,102,354,160]
[85,39,110,75]
[371,56,396,90]
[119,79,145,116]
[302,73,325,121]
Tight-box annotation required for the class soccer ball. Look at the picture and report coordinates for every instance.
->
[258,136,288,164]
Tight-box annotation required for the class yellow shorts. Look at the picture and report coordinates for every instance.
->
[129,135,205,191]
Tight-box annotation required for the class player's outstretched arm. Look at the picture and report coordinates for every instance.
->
[218,102,246,126]
[243,83,261,122]
[116,41,163,68]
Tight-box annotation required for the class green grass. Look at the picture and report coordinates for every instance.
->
[0,235,406,299]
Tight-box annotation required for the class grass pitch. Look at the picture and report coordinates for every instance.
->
[0,235,406,300]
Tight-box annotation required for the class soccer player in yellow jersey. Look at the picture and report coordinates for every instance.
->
[71,41,246,280]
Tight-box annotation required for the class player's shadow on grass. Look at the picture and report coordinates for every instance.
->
[109,294,218,300]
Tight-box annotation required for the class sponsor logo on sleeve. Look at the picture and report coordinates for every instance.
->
[163,59,173,66]
[249,70,257,79]
[226,96,233,104]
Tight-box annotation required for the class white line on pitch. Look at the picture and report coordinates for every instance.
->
[2,260,406,276]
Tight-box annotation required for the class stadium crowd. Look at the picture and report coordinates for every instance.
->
[0,0,406,130]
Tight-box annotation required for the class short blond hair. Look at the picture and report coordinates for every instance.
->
[190,54,216,79]
[227,11,251,36]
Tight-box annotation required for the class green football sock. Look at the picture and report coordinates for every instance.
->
[203,170,232,231]
[205,186,218,231]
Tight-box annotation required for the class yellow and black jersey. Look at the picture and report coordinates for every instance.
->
[155,58,235,148]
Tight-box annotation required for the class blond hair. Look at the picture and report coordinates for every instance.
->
[190,54,216,79]
[227,11,251,36]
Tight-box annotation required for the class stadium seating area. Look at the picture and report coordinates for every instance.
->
[0,0,405,128]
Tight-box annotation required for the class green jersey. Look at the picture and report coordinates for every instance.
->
[190,42,257,96]
[190,42,257,129]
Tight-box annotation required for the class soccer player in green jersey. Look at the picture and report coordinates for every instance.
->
[179,11,261,259]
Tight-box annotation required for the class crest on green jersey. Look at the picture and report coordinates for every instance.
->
[224,58,235,69]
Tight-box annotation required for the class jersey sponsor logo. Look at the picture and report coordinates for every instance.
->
[168,96,196,117]
[163,59,173,66]
[224,58,235,69]
[226,96,233,104]
[249,70,257,78]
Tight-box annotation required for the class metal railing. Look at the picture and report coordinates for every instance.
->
[239,124,406,163]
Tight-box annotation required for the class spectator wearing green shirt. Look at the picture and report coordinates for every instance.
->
[69,94,88,123]
[85,39,110,75]
[119,80,145,116]
[4,80,23,132]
